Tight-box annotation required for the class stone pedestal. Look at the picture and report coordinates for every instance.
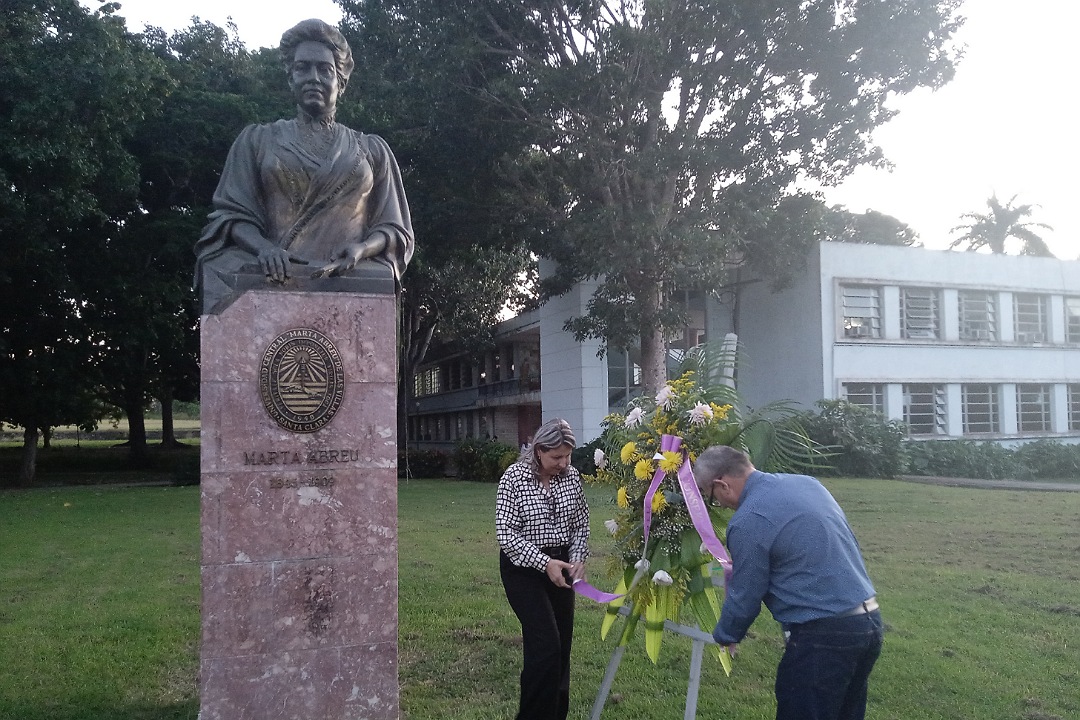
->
[199,279,398,720]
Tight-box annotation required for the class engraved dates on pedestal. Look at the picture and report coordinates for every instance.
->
[259,328,346,433]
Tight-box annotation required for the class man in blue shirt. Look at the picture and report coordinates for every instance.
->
[694,446,883,720]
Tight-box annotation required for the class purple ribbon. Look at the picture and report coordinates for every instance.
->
[677,453,733,578]
[572,579,624,603]
[642,435,680,550]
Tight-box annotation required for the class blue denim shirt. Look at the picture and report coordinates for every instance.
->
[713,470,876,644]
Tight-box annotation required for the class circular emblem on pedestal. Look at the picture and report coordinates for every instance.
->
[259,328,345,433]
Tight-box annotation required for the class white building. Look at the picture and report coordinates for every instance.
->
[407,242,1080,448]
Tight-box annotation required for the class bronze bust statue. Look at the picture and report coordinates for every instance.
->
[194,19,414,313]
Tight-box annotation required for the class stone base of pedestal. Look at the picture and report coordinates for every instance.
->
[199,285,398,720]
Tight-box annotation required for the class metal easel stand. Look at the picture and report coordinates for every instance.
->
[589,605,718,720]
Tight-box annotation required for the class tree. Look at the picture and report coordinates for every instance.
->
[949,193,1053,257]
[358,0,964,395]
[0,0,168,484]
[77,19,267,461]
[339,4,547,444]
[824,207,919,247]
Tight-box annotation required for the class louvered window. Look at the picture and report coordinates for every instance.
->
[1067,298,1080,343]
[958,291,997,341]
[842,383,884,415]
[1013,293,1049,344]
[841,286,881,339]
[1017,384,1051,432]
[903,383,946,435]
[901,287,939,339]
[962,384,998,434]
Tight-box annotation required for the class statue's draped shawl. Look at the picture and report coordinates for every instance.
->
[194,118,413,310]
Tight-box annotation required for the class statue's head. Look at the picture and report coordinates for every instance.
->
[280,19,354,117]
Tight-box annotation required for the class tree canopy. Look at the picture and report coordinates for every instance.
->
[949,193,1053,257]
[0,0,171,482]
[340,1,551,439]
[353,0,964,392]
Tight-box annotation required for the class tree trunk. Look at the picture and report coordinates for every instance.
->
[159,390,180,447]
[638,283,668,397]
[123,396,150,467]
[18,426,39,486]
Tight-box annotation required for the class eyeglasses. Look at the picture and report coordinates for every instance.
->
[706,477,723,507]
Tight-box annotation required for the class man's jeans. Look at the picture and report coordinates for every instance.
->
[775,610,884,720]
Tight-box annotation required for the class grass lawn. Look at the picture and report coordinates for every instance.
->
[1,478,1078,720]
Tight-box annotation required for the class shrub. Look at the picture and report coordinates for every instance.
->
[398,449,448,479]
[1009,439,1080,481]
[572,437,603,476]
[904,439,1080,481]
[904,439,1018,479]
[452,438,517,483]
[796,400,907,478]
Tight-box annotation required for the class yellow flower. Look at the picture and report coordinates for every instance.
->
[620,442,638,465]
[634,459,653,480]
[651,491,667,512]
[711,403,733,421]
[658,451,682,473]
[617,486,629,508]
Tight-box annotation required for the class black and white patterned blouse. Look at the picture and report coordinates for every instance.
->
[496,461,590,572]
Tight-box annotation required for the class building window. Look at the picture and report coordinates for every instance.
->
[841,285,881,339]
[900,287,940,339]
[903,383,946,436]
[607,347,642,410]
[958,290,997,341]
[1066,298,1080,343]
[1069,385,1080,431]
[1013,293,1049,343]
[1016,384,1052,433]
[413,367,441,397]
[842,383,885,415]
[962,384,998,434]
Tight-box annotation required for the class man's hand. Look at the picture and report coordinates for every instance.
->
[544,559,574,588]
[723,644,739,659]
[568,561,586,582]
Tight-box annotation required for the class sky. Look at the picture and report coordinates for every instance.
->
[84,0,1078,259]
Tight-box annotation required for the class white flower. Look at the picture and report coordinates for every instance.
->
[655,385,676,410]
[688,402,713,426]
[604,519,619,535]
[624,407,645,427]
[594,448,608,469]
[634,558,650,571]
[652,570,674,586]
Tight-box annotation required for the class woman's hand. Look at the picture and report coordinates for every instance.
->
[229,222,300,282]
[313,233,389,278]
[257,246,295,283]
[544,559,574,588]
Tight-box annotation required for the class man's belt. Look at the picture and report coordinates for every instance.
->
[837,596,879,617]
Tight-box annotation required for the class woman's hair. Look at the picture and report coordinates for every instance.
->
[517,418,576,470]
[279,19,355,91]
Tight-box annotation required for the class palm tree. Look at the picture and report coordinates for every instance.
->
[949,193,1054,256]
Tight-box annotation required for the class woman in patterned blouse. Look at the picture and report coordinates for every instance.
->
[496,418,591,720]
